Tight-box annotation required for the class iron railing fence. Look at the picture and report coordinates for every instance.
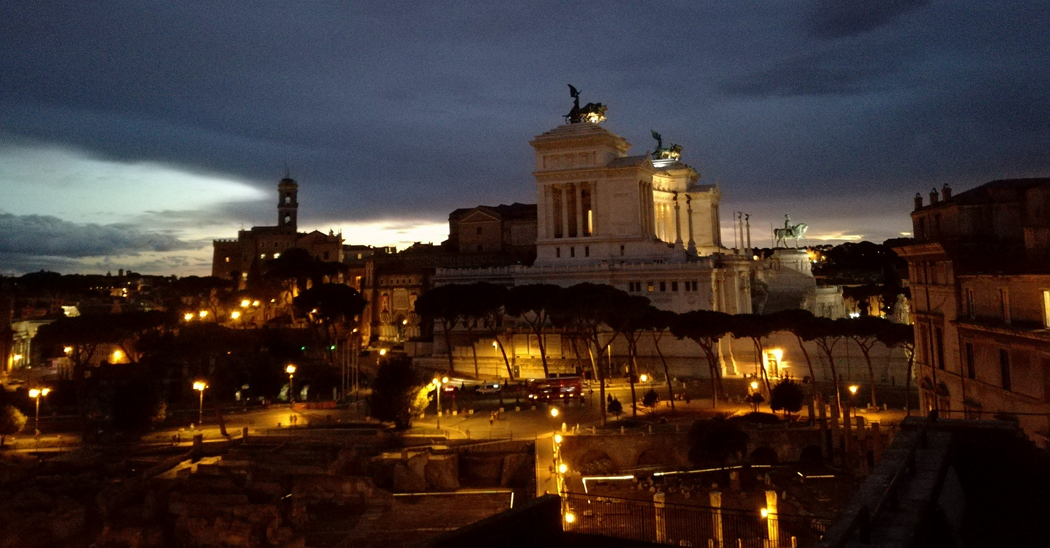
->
[562,492,830,548]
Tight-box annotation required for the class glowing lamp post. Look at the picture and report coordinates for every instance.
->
[286,364,297,403]
[192,381,207,427]
[28,388,50,435]
[432,376,448,429]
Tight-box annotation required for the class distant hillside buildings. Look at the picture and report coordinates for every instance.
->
[211,175,343,281]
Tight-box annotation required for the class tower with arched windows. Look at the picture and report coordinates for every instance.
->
[278,176,298,231]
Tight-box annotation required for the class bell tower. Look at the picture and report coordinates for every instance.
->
[277,175,298,231]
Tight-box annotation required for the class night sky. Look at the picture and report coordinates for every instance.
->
[2,1,1048,275]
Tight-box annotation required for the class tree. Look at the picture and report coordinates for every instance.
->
[415,285,467,374]
[460,283,509,378]
[550,284,628,426]
[0,405,27,446]
[769,379,805,416]
[471,283,515,380]
[294,283,367,367]
[369,356,426,429]
[801,317,851,409]
[768,309,819,383]
[729,314,775,395]
[879,322,916,416]
[645,307,678,413]
[505,284,563,378]
[687,416,748,467]
[604,295,652,417]
[844,315,895,408]
[671,310,732,407]
[608,398,623,419]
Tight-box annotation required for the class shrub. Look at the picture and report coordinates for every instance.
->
[0,405,27,446]
[769,379,805,416]
[642,389,658,410]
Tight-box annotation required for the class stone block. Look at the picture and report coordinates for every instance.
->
[392,462,427,492]
[407,451,428,478]
[424,454,460,491]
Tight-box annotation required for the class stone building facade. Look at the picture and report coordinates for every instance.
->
[895,179,1050,446]
[211,176,343,281]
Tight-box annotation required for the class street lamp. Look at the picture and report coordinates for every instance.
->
[192,381,207,427]
[183,312,194,321]
[432,376,449,429]
[848,384,859,418]
[286,364,297,403]
[28,388,50,435]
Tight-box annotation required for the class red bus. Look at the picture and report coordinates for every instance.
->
[526,377,583,402]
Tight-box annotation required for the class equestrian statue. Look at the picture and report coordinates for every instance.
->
[774,214,809,248]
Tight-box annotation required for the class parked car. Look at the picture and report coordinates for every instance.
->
[476,382,502,394]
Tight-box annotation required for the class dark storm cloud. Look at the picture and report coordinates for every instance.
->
[0,213,200,258]
[805,0,931,39]
[718,39,915,97]
[1,1,1049,274]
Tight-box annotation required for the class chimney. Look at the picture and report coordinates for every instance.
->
[941,184,952,201]
[914,192,923,210]
[929,188,939,205]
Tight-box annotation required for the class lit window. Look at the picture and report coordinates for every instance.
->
[224,257,230,263]
[1043,290,1050,328]
[260,254,266,259]
[647,282,654,292]
[273,253,280,259]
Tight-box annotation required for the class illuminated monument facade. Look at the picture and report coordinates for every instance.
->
[436,89,752,315]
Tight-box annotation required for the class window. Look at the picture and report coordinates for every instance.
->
[620,245,625,256]
[1000,288,1010,323]
[477,245,483,252]
[999,349,1012,390]
[581,186,593,236]
[660,282,666,292]
[476,227,483,235]
[224,257,230,263]
[553,188,564,238]
[570,247,575,258]
[260,254,266,259]
[556,247,561,258]
[584,246,589,257]
[966,288,975,318]
[934,327,945,370]
[323,251,330,260]
[1043,290,1050,328]
[671,281,678,291]
[273,252,280,259]
[647,282,654,293]
[965,342,975,379]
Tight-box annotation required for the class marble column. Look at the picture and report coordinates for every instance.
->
[686,194,696,254]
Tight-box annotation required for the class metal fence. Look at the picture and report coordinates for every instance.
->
[562,493,830,548]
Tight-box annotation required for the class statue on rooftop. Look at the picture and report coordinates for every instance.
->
[650,130,682,160]
[565,84,607,124]
[774,214,809,248]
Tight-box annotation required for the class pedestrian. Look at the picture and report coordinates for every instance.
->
[607,394,613,405]
[489,411,495,426]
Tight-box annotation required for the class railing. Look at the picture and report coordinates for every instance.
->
[562,492,830,547]
[820,415,935,547]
